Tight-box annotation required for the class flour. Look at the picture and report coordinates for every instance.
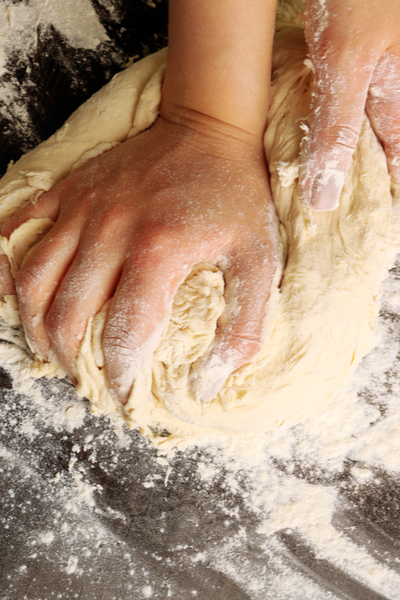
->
[3,243,400,595]
[3,286,400,598]
[0,0,110,152]
[0,0,109,78]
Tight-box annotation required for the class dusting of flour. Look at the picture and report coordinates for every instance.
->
[2,258,400,598]
[0,0,110,147]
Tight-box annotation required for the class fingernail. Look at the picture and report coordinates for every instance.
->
[199,376,227,403]
[310,173,343,211]
[190,357,233,403]
[190,372,225,404]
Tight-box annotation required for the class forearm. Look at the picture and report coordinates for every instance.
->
[162,0,278,139]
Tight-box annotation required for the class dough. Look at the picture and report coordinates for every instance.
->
[1,27,399,448]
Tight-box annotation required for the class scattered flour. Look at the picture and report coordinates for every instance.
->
[2,196,400,600]
[0,0,111,149]
[0,0,109,77]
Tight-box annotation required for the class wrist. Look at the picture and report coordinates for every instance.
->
[161,70,270,140]
[164,0,277,139]
[157,103,266,162]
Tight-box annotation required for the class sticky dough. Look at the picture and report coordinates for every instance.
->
[1,27,400,448]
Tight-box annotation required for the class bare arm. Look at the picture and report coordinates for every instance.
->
[163,0,276,137]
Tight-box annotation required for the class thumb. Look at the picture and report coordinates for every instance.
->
[191,245,278,403]
[299,54,374,211]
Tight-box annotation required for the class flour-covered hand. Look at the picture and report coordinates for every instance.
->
[0,115,278,404]
[300,0,400,210]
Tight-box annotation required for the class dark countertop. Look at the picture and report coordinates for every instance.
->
[2,297,400,599]
[0,0,168,177]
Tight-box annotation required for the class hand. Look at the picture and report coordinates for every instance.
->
[300,0,400,210]
[0,114,278,403]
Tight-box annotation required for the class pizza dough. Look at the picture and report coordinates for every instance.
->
[1,26,399,448]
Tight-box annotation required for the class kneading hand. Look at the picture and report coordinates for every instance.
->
[300,0,400,210]
[0,115,278,404]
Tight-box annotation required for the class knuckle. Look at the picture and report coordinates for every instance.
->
[137,224,184,262]
[103,327,140,358]
[311,123,359,153]
[306,18,339,54]
[87,208,130,240]
[142,223,175,247]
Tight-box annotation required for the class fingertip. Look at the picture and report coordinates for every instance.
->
[199,377,228,403]
[108,384,127,406]
[190,360,232,404]
[107,374,133,406]
[308,172,343,211]
[59,351,78,386]
[23,325,51,363]
[68,373,78,387]
[190,253,274,403]
[299,163,345,211]
[385,154,400,185]
[199,388,219,404]
[0,189,59,239]
[103,333,147,408]
[103,337,150,408]
[190,343,240,403]
[0,217,15,240]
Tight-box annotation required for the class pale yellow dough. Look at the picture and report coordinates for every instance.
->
[1,28,399,448]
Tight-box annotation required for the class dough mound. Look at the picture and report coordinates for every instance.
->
[1,27,399,448]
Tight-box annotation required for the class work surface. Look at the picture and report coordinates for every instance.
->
[2,262,400,600]
[2,1,400,598]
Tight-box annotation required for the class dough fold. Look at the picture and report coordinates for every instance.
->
[1,28,399,449]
